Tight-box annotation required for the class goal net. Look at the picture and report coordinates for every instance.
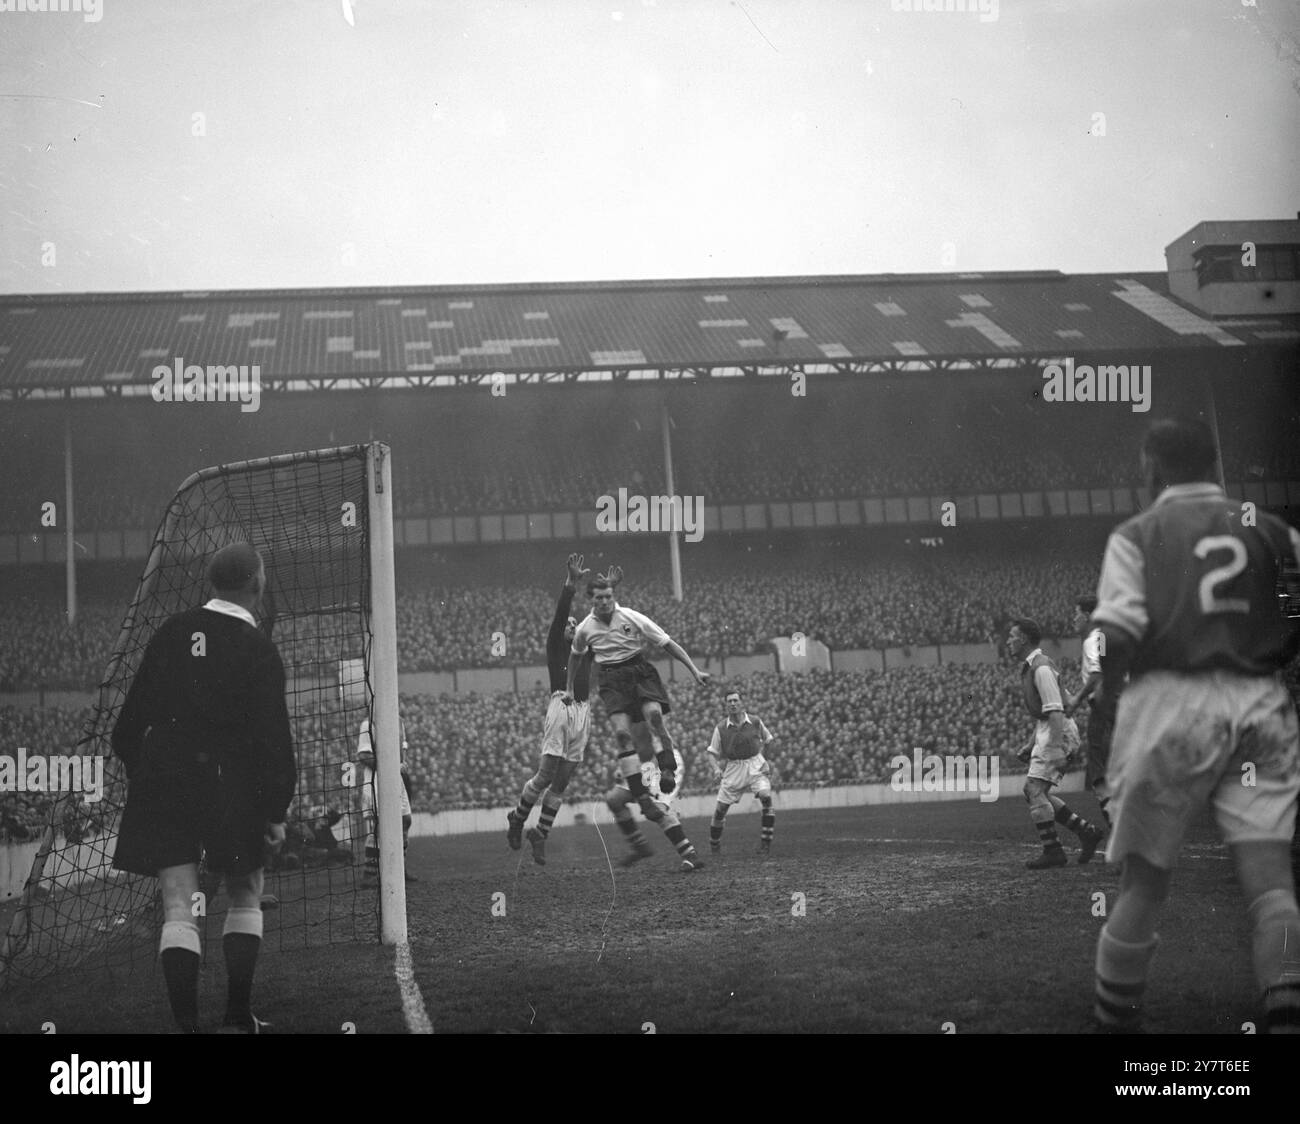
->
[1,442,402,987]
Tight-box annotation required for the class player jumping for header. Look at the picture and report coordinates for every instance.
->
[506,553,596,864]
[563,571,710,871]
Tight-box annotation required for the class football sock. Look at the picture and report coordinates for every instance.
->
[513,776,545,822]
[1054,803,1096,837]
[222,907,263,1027]
[613,806,647,850]
[1094,926,1158,1031]
[710,806,727,844]
[1248,889,1300,1033]
[159,921,202,1033]
[760,799,775,845]
[537,796,561,838]
[662,823,693,858]
[1032,815,1061,848]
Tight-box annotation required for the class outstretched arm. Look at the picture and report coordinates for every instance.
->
[663,638,710,685]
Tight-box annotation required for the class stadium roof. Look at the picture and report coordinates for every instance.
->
[1,270,1296,396]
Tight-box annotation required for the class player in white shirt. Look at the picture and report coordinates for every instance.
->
[1064,594,1115,829]
[563,573,711,871]
[706,689,777,855]
[357,714,416,883]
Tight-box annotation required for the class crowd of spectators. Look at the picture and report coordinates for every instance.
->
[8,656,1299,841]
[0,544,1103,690]
[0,662,1077,839]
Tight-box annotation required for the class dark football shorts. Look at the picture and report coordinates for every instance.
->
[113,746,267,878]
[1085,695,1117,790]
[597,655,671,724]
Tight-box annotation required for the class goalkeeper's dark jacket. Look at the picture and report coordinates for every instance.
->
[111,604,297,823]
[548,582,591,700]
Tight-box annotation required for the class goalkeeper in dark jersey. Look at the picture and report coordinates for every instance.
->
[506,554,596,865]
[112,543,294,1034]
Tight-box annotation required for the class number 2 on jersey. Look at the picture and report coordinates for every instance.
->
[1193,535,1249,616]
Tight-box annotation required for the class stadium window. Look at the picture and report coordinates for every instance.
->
[1265,246,1297,281]
[1193,247,1241,287]
[1195,243,1300,286]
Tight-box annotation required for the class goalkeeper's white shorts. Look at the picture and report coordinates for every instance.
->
[542,694,590,762]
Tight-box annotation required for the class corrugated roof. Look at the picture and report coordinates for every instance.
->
[0,270,1293,393]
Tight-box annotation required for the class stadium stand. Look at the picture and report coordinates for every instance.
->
[2,369,1294,532]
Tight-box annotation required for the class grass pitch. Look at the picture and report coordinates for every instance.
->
[0,795,1265,1034]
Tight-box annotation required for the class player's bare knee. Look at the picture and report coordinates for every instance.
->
[158,865,199,923]
[225,869,263,909]
[549,762,574,794]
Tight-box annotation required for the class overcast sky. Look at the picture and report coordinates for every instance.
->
[1,0,1298,295]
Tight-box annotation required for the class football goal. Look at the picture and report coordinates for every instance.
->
[1,442,406,988]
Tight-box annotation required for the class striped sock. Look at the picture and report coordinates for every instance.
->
[761,811,775,845]
[614,809,646,850]
[537,798,561,838]
[1055,803,1095,837]
[1094,927,1158,1031]
[1033,817,1060,847]
[663,823,694,857]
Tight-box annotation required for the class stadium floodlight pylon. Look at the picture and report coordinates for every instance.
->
[1,443,405,989]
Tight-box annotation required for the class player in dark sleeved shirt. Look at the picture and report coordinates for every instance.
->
[1090,419,1300,1034]
[506,553,596,864]
[112,542,295,1034]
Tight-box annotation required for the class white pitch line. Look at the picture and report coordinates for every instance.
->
[395,940,433,1034]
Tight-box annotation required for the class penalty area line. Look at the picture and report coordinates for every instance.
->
[395,940,433,1034]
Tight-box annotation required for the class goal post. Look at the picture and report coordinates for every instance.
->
[367,442,406,944]
[2,441,403,988]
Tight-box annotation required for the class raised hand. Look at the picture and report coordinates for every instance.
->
[567,553,590,585]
